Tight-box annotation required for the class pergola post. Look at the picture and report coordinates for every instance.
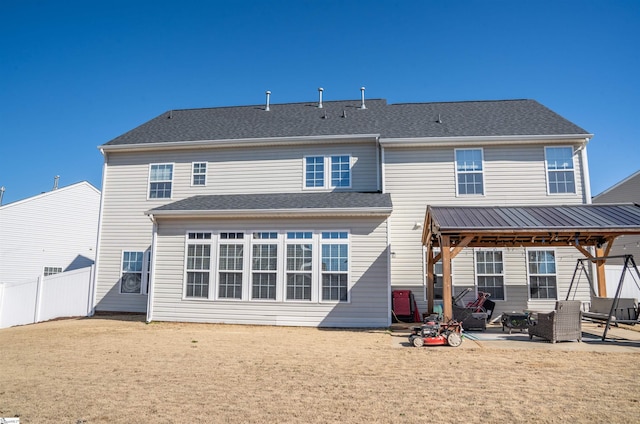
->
[441,235,452,321]
[426,249,435,315]
[596,246,607,297]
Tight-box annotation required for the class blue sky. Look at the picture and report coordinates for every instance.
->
[1,0,638,205]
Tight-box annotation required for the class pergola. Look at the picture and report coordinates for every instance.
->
[421,203,640,321]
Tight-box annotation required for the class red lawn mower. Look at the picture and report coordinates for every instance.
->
[408,314,463,347]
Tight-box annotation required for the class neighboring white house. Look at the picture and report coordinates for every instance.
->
[93,95,596,327]
[593,170,640,259]
[0,181,101,285]
[592,170,640,298]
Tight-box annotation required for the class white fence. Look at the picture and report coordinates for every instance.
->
[0,265,94,329]
[605,264,640,300]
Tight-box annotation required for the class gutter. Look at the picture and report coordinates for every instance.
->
[144,207,393,219]
[380,133,594,148]
[100,134,381,153]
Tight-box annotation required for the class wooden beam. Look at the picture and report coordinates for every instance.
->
[596,245,607,297]
[426,249,434,315]
[450,235,474,259]
[441,235,452,321]
[573,244,594,259]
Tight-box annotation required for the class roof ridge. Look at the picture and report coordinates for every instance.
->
[390,99,533,106]
[165,98,388,113]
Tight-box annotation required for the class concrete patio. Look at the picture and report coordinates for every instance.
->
[391,321,640,353]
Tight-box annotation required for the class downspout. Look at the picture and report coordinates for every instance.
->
[578,139,600,294]
[380,143,392,325]
[580,139,592,204]
[146,213,158,323]
[90,148,108,316]
[376,136,382,192]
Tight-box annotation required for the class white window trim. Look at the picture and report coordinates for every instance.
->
[526,248,559,301]
[182,232,213,300]
[119,250,149,295]
[329,155,353,189]
[147,162,175,200]
[285,230,317,302]
[320,231,351,303]
[249,231,281,302]
[179,230,351,304]
[215,232,248,301]
[454,148,485,197]
[473,248,506,301]
[302,155,353,190]
[303,155,327,190]
[191,162,207,187]
[544,146,576,195]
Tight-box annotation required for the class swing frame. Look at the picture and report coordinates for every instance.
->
[566,254,640,340]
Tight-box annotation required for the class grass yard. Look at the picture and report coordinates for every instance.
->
[1,315,639,423]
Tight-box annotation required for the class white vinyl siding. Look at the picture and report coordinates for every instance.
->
[94,141,378,314]
[148,217,388,327]
[0,182,99,287]
[383,142,586,315]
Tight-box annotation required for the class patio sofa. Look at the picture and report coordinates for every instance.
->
[528,300,582,343]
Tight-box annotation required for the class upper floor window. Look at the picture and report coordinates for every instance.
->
[545,147,575,194]
[192,162,207,186]
[455,149,484,195]
[527,249,557,299]
[330,155,351,188]
[149,163,173,199]
[305,156,325,188]
[304,155,351,189]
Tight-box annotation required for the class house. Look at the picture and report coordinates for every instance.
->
[593,170,640,259]
[93,94,596,327]
[0,181,101,285]
[592,169,640,298]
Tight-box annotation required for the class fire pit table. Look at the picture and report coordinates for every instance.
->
[501,311,530,334]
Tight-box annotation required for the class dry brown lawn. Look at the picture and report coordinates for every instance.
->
[1,315,639,423]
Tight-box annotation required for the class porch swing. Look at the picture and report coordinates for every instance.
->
[566,254,640,340]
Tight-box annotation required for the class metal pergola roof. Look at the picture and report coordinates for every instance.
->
[421,203,640,321]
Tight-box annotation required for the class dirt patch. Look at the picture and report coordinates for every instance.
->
[1,316,639,423]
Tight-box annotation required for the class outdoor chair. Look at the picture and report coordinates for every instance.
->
[528,300,582,343]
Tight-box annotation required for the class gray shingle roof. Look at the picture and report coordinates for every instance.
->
[147,192,392,217]
[104,99,590,146]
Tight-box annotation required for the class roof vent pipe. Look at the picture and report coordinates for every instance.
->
[53,175,59,190]
[318,87,323,108]
[0,186,5,206]
[360,86,366,109]
[265,90,271,111]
